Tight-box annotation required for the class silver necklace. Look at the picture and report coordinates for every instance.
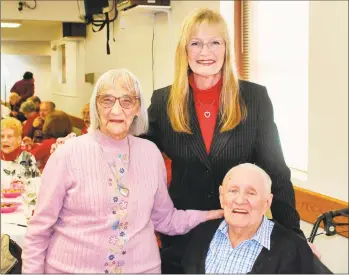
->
[99,135,131,197]
[197,100,216,118]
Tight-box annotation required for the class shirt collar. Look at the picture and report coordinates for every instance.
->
[217,215,272,250]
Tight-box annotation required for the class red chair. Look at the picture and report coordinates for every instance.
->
[164,158,172,187]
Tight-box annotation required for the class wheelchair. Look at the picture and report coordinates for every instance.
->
[307,207,349,274]
[308,207,349,243]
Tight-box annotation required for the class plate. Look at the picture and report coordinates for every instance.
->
[1,202,21,213]
[2,189,24,198]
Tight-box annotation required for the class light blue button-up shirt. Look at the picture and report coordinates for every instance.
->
[205,215,274,274]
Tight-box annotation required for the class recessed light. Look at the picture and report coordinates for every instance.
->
[1,22,22,28]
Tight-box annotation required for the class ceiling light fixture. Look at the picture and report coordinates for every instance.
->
[1,22,22,28]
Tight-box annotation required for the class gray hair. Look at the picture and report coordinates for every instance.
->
[20,100,36,114]
[88,69,148,136]
[224,163,272,193]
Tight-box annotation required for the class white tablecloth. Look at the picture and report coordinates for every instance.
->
[1,198,28,248]
[1,177,41,248]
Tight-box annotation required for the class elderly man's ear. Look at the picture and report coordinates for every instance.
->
[219,185,224,209]
[265,193,273,212]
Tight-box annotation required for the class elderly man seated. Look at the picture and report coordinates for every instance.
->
[31,101,56,143]
[182,163,331,274]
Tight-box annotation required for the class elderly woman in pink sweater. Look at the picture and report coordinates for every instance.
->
[22,69,223,274]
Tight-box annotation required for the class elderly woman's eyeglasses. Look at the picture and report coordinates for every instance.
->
[97,94,139,109]
[187,39,225,53]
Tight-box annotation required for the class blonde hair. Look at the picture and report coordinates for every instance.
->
[9,92,19,102]
[1,117,23,137]
[89,69,148,136]
[82,103,90,113]
[168,8,246,134]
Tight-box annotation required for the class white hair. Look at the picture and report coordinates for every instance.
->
[88,68,148,136]
[224,163,272,193]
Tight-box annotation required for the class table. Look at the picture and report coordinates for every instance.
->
[1,197,28,248]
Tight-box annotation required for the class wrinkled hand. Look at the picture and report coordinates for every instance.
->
[206,209,224,221]
[50,132,77,154]
[308,241,322,260]
[32,117,42,128]
[23,136,34,146]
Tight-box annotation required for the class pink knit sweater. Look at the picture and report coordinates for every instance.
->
[22,130,208,273]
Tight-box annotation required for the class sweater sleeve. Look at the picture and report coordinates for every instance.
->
[150,149,207,235]
[22,145,73,273]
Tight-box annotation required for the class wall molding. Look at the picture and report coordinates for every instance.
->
[294,186,348,238]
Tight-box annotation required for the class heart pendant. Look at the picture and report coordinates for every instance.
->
[204,112,211,118]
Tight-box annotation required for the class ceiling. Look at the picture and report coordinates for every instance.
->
[1,20,62,42]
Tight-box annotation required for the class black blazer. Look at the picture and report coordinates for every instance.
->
[182,219,332,274]
[146,80,302,235]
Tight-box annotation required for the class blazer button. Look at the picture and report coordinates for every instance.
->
[207,192,214,198]
[206,169,210,173]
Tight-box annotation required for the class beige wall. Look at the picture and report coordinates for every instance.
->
[1,54,52,102]
[50,39,92,116]
[297,1,348,273]
[82,1,219,106]
[51,1,219,115]
[306,1,348,202]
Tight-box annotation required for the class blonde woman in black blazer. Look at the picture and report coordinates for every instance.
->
[144,8,306,273]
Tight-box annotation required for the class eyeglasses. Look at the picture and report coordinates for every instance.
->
[97,94,139,109]
[187,39,225,53]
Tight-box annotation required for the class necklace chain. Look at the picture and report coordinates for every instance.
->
[197,100,215,111]
[197,100,216,119]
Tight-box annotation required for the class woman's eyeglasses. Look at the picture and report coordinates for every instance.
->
[187,39,225,53]
[97,94,139,109]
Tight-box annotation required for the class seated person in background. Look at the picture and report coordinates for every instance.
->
[1,102,11,118]
[25,110,72,171]
[20,100,39,138]
[31,101,56,143]
[28,96,41,112]
[81,103,90,134]
[182,163,331,274]
[9,92,26,122]
[10,71,35,105]
[1,118,40,188]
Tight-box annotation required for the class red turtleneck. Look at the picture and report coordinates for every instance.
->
[189,74,222,153]
[1,146,23,161]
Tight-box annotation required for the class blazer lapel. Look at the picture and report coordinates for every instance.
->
[210,93,246,161]
[183,88,212,171]
[209,111,233,161]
